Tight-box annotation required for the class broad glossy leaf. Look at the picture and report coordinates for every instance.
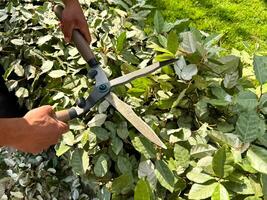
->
[223,71,239,89]
[138,160,157,189]
[56,143,71,157]
[90,127,110,141]
[190,144,216,158]
[87,114,107,127]
[37,35,52,46]
[48,70,66,78]
[11,38,24,46]
[131,136,156,159]
[235,111,265,142]
[180,31,197,53]
[117,156,132,174]
[116,32,126,53]
[117,121,129,139]
[236,91,258,111]
[111,137,123,155]
[134,179,151,200]
[188,182,218,200]
[112,173,134,194]
[70,149,89,175]
[261,174,267,199]
[155,160,175,192]
[94,154,109,177]
[174,144,190,168]
[63,131,75,146]
[154,10,164,33]
[186,167,214,183]
[174,56,198,81]
[167,31,178,54]
[253,55,267,85]
[15,87,29,98]
[247,145,267,174]
[259,93,267,114]
[211,184,230,200]
[212,145,234,178]
[41,60,53,74]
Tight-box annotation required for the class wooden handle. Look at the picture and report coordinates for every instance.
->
[55,110,71,122]
[53,5,96,64]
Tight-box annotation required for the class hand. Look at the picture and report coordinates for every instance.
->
[10,106,68,154]
[61,0,91,43]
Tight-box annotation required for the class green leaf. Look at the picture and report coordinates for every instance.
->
[48,70,66,78]
[235,111,265,142]
[94,154,109,177]
[180,31,197,53]
[56,143,71,157]
[259,93,267,114]
[174,56,198,80]
[167,31,178,54]
[15,87,29,98]
[138,160,157,189]
[134,179,152,200]
[188,182,218,200]
[87,114,107,127]
[131,136,156,159]
[117,121,129,139]
[211,183,230,200]
[111,137,123,155]
[212,145,234,178]
[117,156,132,174]
[154,10,164,33]
[90,127,110,141]
[253,55,267,85]
[122,51,140,64]
[236,91,258,110]
[62,131,75,146]
[261,174,267,199]
[116,32,126,53]
[112,173,134,195]
[155,160,175,192]
[186,167,214,183]
[37,35,52,46]
[41,60,54,74]
[11,38,24,46]
[174,144,190,168]
[70,149,89,175]
[247,145,267,174]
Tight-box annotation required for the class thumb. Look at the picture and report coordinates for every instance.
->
[57,120,69,135]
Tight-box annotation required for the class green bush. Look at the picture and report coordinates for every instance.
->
[0,0,267,199]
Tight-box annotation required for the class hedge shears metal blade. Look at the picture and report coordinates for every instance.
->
[54,5,177,149]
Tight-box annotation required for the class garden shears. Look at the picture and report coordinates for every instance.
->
[54,6,177,149]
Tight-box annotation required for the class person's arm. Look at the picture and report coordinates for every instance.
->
[60,0,91,43]
[0,106,68,154]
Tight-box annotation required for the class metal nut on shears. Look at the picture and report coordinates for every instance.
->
[76,97,86,108]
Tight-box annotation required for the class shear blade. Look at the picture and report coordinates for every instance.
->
[105,92,167,149]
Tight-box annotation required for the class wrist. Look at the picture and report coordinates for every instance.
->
[0,118,28,147]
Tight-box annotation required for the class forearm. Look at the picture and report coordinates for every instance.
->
[0,118,25,147]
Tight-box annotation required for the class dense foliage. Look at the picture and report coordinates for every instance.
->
[0,0,267,199]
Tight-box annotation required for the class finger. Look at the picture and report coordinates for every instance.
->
[79,24,91,44]
[62,21,75,43]
[57,121,69,134]
[40,105,54,115]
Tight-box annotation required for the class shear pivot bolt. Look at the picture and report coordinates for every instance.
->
[99,84,108,92]
[88,69,97,79]
[76,97,86,108]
